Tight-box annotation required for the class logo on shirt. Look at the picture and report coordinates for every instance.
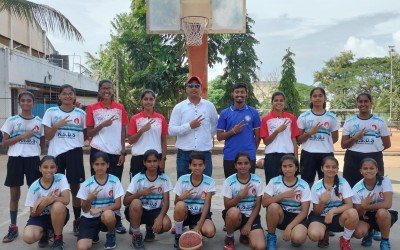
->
[251,188,256,195]
[73,118,80,125]
[295,193,302,201]
[33,125,39,132]
[157,186,163,193]
[108,190,114,197]
[372,124,377,131]
[54,188,60,196]
[201,191,206,199]
[244,115,252,123]
[379,192,384,199]
[324,122,330,128]
[337,192,343,199]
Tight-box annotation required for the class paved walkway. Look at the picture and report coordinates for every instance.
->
[0,154,398,249]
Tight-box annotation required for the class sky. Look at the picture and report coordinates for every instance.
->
[33,0,400,84]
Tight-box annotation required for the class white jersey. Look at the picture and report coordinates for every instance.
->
[352,177,394,211]
[297,110,339,153]
[25,174,70,216]
[264,176,311,214]
[1,115,43,157]
[342,115,390,153]
[311,177,353,216]
[127,172,173,211]
[173,174,216,215]
[42,107,86,157]
[77,174,124,219]
[221,173,263,217]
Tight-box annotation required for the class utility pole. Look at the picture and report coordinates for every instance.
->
[389,45,395,121]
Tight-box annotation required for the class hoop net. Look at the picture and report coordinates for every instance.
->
[181,16,208,46]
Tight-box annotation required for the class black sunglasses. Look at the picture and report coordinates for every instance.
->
[187,83,201,89]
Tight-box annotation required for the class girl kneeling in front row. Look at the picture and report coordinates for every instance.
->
[222,152,265,250]
[76,152,124,250]
[263,155,310,250]
[307,156,359,250]
[352,158,398,249]
[124,149,172,249]
[23,156,70,250]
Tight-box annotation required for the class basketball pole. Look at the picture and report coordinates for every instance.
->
[187,34,208,98]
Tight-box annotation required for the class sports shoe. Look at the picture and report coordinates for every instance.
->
[380,239,391,250]
[104,232,116,249]
[339,236,352,250]
[318,229,329,248]
[174,234,181,249]
[2,224,18,243]
[373,230,381,241]
[144,228,155,242]
[38,231,49,248]
[224,235,235,250]
[329,231,335,237]
[115,220,127,234]
[239,234,249,245]
[291,242,301,247]
[131,233,145,249]
[51,235,64,250]
[267,233,277,250]
[73,219,80,236]
[361,229,373,247]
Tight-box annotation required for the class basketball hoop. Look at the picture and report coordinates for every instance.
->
[181,16,208,46]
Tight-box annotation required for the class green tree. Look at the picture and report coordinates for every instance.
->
[278,48,300,116]
[217,15,260,109]
[296,82,313,109]
[0,0,83,41]
[208,76,227,112]
[314,51,392,113]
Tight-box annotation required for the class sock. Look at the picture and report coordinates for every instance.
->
[343,228,355,240]
[73,206,81,219]
[130,226,140,235]
[227,232,234,237]
[174,220,184,235]
[10,211,17,225]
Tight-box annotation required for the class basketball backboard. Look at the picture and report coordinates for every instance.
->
[146,0,246,34]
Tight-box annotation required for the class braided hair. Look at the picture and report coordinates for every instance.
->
[360,158,383,185]
[322,156,340,197]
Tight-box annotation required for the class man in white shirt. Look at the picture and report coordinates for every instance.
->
[168,76,218,178]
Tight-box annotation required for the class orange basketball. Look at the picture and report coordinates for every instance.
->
[178,230,203,250]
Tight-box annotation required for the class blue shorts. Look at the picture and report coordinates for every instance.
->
[26,208,70,230]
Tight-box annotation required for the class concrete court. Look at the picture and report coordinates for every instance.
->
[0,153,398,250]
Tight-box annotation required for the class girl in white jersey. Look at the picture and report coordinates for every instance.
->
[263,155,310,249]
[123,149,172,249]
[1,91,43,243]
[352,158,398,250]
[173,152,216,248]
[341,93,391,187]
[76,151,124,250]
[297,87,339,186]
[307,156,359,250]
[127,89,168,177]
[42,84,86,235]
[23,155,70,249]
[221,152,265,250]
[260,91,300,184]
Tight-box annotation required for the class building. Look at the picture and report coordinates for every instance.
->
[0,10,98,125]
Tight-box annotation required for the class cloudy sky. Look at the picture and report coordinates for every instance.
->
[34,0,400,84]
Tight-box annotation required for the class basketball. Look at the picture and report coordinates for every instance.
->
[178,230,203,250]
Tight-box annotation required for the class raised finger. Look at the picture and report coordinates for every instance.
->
[196,115,203,120]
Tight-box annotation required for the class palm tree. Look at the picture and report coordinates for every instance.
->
[0,0,83,41]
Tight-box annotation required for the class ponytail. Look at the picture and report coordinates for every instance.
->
[334,175,340,197]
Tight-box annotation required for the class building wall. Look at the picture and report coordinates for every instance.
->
[0,10,56,56]
[0,47,98,125]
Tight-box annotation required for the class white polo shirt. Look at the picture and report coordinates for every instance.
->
[168,99,218,151]
[342,115,390,153]
[297,110,339,153]
[1,115,43,157]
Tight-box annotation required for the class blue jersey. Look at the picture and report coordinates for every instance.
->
[173,174,216,215]
[221,173,263,217]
